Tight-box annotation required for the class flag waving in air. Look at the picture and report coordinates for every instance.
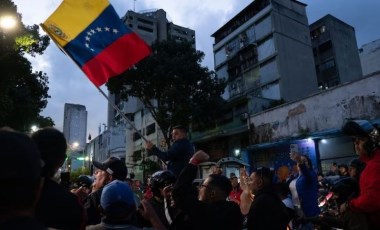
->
[41,0,151,87]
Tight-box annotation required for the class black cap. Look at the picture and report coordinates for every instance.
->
[93,157,128,180]
[342,120,374,136]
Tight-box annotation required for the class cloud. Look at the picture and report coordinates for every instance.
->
[12,0,380,140]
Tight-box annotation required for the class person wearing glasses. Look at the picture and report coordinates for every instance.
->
[146,125,194,177]
[341,120,380,229]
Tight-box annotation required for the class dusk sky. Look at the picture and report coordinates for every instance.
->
[12,0,380,139]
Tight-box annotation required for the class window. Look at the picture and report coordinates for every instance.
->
[260,59,277,84]
[215,48,228,66]
[319,41,332,53]
[262,81,280,100]
[320,60,335,71]
[137,18,154,25]
[255,16,272,40]
[257,37,275,61]
[146,123,156,135]
[311,25,326,40]
[244,67,260,89]
[246,25,256,43]
[137,25,153,32]
[216,65,228,81]
[133,131,141,141]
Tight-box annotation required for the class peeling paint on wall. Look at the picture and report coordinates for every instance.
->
[253,123,273,144]
[288,103,306,117]
[250,74,380,143]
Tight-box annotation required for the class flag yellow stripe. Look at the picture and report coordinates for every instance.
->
[41,0,109,47]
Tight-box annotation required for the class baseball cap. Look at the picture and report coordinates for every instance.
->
[93,157,128,180]
[100,180,135,214]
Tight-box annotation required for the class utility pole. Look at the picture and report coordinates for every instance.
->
[133,0,137,11]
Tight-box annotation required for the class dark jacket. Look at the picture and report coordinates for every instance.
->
[84,188,103,225]
[36,178,85,230]
[247,186,291,230]
[148,138,194,177]
[0,216,47,230]
[172,164,244,230]
[136,197,172,229]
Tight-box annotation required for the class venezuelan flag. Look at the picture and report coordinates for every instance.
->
[41,0,151,87]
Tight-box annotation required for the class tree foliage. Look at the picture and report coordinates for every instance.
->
[107,40,226,146]
[0,0,53,131]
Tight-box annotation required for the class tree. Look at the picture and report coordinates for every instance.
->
[107,40,226,147]
[0,0,53,131]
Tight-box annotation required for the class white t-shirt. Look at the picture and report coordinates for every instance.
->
[289,177,300,207]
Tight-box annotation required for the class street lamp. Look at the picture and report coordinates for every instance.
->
[0,15,17,30]
[72,141,79,149]
[63,141,80,172]
[0,14,17,61]
[30,125,39,133]
[234,148,241,157]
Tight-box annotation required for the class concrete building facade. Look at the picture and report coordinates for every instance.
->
[63,103,87,172]
[359,38,380,76]
[247,72,380,174]
[192,0,319,159]
[63,103,87,150]
[85,124,127,173]
[310,14,363,89]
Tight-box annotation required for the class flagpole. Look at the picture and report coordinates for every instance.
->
[40,24,148,142]
[96,86,148,142]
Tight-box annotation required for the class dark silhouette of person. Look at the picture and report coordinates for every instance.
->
[170,150,244,230]
[0,128,46,229]
[146,125,194,177]
[32,127,86,230]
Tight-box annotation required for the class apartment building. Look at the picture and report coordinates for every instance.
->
[192,0,318,159]
[310,14,363,89]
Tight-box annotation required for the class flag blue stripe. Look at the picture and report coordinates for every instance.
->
[64,5,133,67]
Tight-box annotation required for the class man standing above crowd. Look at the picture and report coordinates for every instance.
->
[146,125,194,177]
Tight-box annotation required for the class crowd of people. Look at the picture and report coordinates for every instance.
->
[0,119,379,230]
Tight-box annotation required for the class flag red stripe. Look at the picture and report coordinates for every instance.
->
[82,33,151,87]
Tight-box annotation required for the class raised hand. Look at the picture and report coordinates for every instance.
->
[190,150,210,165]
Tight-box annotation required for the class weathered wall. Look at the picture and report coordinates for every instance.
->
[251,73,380,143]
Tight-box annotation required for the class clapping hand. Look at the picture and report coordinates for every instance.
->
[190,150,210,165]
